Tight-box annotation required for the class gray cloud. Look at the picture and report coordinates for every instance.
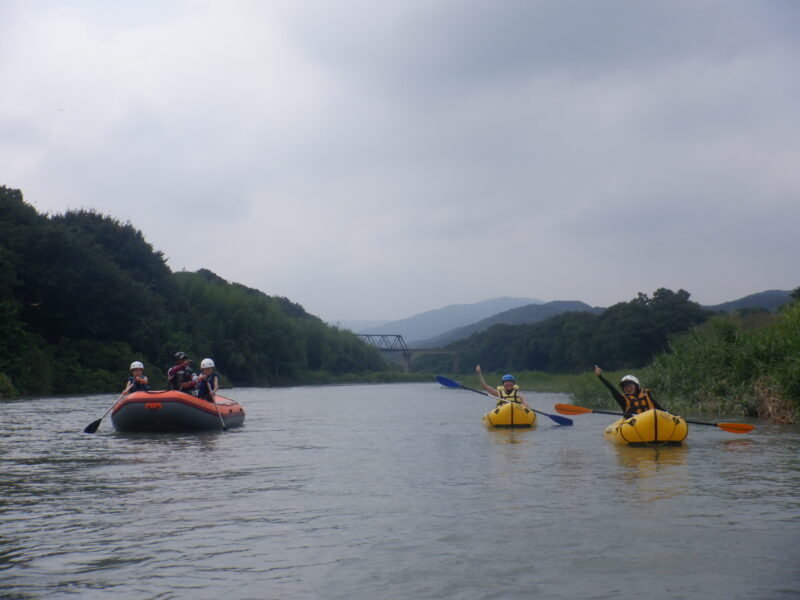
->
[1,1,798,321]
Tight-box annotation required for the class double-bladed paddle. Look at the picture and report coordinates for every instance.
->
[554,403,754,434]
[437,375,573,426]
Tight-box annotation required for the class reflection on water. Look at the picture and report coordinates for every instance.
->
[485,428,533,445]
[613,445,691,502]
[116,431,224,452]
[721,438,756,450]
[615,444,689,472]
[0,385,797,600]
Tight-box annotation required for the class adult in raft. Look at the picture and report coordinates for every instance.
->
[594,365,666,418]
[168,352,198,393]
[475,364,530,408]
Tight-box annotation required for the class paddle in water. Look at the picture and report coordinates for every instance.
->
[208,389,227,431]
[554,403,754,434]
[437,375,573,426]
[83,391,126,434]
[198,359,227,431]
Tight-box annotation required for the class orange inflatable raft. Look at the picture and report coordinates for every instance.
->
[111,390,245,432]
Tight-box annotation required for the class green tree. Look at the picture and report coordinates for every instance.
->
[0,187,386,395]
[415,288,710,375]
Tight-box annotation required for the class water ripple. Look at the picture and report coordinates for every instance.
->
[1,385,797,599]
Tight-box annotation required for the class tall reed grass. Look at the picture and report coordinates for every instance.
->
[644,301,799,420]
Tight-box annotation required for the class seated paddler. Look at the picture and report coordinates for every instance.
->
[594,365,666,418]
[196,358,219,403]
[124,361,149,394]
[475,364,530,408]
[168,352,198,393]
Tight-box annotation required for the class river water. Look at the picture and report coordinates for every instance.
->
[1,383,798,599]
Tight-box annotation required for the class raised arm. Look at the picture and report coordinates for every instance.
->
[594,365,626,412]
[475,364,500,397]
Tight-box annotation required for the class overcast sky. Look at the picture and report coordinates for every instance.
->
[2,1,798,322]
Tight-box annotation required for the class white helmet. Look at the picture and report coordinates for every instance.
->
[130,361,144,370]
[200,358,215,369]
[620,374,640,388]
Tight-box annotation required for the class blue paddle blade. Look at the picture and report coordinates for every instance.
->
[437,375,573,426]
[436,375,461,388]
[545,413,573,426]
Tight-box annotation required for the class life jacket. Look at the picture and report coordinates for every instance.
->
[623,388,656,417]
[128,375,149,392]
[197,373,219,401]
[496,384,521,405]
[168,364,195,391]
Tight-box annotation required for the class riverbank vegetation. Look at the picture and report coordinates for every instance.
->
[644,299,800,421]
[415,288,711,375]
[561,298,799,422]
[433,289,799,422]
[466,295,799,422]
[0,186,386,396]
[2,185,796,422]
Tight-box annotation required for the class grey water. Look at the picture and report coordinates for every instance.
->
[1,383,798,599]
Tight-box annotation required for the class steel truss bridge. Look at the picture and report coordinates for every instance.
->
[357,334,461,373]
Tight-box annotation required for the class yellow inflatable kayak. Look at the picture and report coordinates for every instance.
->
[483,401,537,428]
[604,409,688,445]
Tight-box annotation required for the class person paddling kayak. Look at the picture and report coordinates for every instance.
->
[594,365,665,418]
[475,364,530,408]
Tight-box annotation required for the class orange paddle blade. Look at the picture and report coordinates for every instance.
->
[716,422,755,434]
[555,403,593,416]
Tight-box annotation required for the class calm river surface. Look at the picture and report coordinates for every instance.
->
[1,383,798,599]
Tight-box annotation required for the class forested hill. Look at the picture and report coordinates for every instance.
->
[414,289,712,374]
[0,186,384,396]
[704,290,792,314]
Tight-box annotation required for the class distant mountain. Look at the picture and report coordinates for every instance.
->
[333,319,389,332]
[413,300,604,347]
[349,289,794,349]
[703,289,792,313]
[359,297,541,343]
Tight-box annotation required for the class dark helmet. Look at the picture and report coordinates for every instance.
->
[174,351,189,361]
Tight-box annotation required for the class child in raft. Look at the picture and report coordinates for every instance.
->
[196,358,220,403]
[124,361,149,394]
[475,364,530,408]
[594,365,666,418]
